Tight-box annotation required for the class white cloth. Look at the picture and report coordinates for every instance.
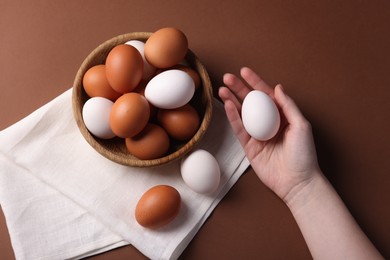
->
[0,89,250,260]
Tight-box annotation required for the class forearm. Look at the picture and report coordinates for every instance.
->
[286,171,383,260]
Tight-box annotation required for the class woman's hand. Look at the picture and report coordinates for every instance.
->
[218,67,321,203]
[219,67,383,259]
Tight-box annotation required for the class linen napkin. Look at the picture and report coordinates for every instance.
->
[0,88,250,260]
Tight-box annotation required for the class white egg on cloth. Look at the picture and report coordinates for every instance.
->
[180,149,221,194]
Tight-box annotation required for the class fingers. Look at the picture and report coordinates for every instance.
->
[223,99,251,148]
[218,87,250,147]
[218,86,242,111]
[222,73,251,101]
[221,67,309,149]
[222,67,274,104]
[240,67,273,96]
[274,84,308,127]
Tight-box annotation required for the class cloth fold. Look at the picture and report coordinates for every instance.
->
[0,88,249,260]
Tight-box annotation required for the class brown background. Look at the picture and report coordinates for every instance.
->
[1,0,389,259]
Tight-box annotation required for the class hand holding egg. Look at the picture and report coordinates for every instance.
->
[219,67,281,142]
[219,67,322,202]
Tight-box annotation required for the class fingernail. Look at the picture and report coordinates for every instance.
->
[277,84,285,92]
[223,73,233,84]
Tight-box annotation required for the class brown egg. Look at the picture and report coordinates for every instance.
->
[144,27,188,68]
[125,123,169,160]
[172,64,201,89]
[83,65,122,101]
[135,185,181,229]
[133,81,157,118]
[105,44,144,93]
[157,104,200,141]
[110,93,150,138]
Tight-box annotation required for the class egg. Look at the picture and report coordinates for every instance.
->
[241,90,280,141]
[125,40,156,81]
[133,82,157,118]
[110,93,150,138]
[144,27,188,68]
[82,65,121,101]
[135,185,181,229]
[180,149,220,194]
[105,44,144,93]
[171,64,201,89]
[82,97,115,139]
[157,104,200,141]
[145,69,195,109]
[125,124,170,160]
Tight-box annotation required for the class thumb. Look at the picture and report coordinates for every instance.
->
[274,84,308,127]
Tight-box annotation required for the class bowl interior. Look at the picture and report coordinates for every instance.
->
[72,32,213,167]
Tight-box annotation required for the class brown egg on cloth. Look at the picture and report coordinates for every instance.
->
[144,27,188,68]
[110,93,150,138]
[157,104,200,141]
[82,64,121,101]
[135,185,181,229]
[105,44,144,93]
[125,123,169,160]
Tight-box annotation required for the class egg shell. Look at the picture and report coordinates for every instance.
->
[110,93,150,138]
[135,185,181,229]
[125,40,156,81]
[125,123,170,160]
[144,27,188,68]
[145,69,195,109]
[171,64,201,89]
[82,65,121,101]
[133,82,157,118]
[157,104,200,141]
[180,149,220,194]
[105,44,144,93]
[82,97,115,139]
[241,90,281,141]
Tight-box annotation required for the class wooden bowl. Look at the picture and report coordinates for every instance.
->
[72,32,213,167]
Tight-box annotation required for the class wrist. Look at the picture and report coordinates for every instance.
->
[284,169,326,214]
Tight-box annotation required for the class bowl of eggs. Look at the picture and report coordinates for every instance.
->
[72,28,213,167]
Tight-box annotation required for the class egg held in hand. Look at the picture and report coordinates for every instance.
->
[180,149,221,194]
[135,185,181,229]
[241,90,280,141]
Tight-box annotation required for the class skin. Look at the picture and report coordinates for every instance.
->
[219,67,383,259]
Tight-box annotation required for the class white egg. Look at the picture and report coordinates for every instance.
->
[180,149,220,194]
[82,97,115,139]
[241,90,280,141]
[125,40,156,81]
[145,69,195,109]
